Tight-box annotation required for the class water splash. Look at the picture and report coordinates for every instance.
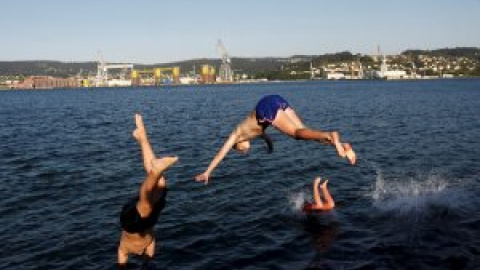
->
[371,166,450,214]
[288,191,306,211]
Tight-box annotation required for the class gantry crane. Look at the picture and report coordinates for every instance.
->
[95,52,133,87]
[216,40,233,83]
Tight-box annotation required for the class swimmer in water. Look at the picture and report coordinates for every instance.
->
[195,94,356,184]
[303,177,335,212]
[117,114,178,269]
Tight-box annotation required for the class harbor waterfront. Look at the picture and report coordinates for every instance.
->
[2,47,479,90]
[1,79,480,269]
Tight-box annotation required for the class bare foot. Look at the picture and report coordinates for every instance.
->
[343,143,356,165]
[331,131,346,158]
[151,156,178,174]
[314,177,322,186]
[132,114,147,142]
[320,178,329,189]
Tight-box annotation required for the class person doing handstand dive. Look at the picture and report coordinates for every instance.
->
[303,177,335,212]
[117,114,178,269]
[195,95,356,184]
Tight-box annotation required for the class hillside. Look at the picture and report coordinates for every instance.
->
[0,58,288,78]
[401,47,480,58]
[1,47,478,78]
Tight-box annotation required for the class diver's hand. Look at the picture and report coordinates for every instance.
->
[195,172,210,185]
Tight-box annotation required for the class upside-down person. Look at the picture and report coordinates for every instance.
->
[195,95,356,184]
[117,114,178,269]
[303,177,335,212]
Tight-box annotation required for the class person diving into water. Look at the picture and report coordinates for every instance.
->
[117,114,178,269]
[195,94,356,184]
[303,177,335,212]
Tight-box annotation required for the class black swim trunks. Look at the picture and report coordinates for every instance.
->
[120,188,167,233]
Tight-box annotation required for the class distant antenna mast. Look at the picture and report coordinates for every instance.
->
[216,40,233,82]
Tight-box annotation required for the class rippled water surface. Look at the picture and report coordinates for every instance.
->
[1,80,480,270]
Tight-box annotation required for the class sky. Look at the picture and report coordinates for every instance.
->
[1,0,479,64]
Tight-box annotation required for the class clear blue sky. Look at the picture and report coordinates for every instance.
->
[2,0,479,64]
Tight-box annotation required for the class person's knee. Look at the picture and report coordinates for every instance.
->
[146,169,161,178]
[293,128,306,140]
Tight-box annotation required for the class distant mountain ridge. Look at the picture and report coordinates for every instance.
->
[1,47,478,78]
[402,47,480,58]
[0,58,288,78]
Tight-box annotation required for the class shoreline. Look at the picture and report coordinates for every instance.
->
[1,76,479,91]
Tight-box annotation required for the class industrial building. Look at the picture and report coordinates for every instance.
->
[10,76,80,89]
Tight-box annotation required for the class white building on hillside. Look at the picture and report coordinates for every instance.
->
[327,72,346,80]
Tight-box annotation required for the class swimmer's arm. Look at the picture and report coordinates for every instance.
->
[195,128,240,184]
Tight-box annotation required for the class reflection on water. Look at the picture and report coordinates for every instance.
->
[305,215,340,252]
[304,214,340,270]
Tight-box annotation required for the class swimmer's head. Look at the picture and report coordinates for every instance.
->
[233,141,250,153]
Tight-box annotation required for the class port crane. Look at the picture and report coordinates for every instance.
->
[216,40,233,83]
[95,53,133,87]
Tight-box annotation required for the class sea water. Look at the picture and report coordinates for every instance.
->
[1,79,479,269]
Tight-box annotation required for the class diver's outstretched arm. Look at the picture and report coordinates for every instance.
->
[195,128,240,184]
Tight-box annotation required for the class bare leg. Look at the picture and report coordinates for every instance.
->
[283,107,306,129]
[272,110,347,158]
[144,239,155,259]
[151,157,178,176]
[117,247,128,270]
[140,239,155,268]
[343,143,356,165]
[320,179,335,210]
[137,157,177,217]
[312,177,324,208]
[133,114,156,173]
[331,132,346,158]
[133,113,178,216]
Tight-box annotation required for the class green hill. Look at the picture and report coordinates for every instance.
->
[1,47,478,78]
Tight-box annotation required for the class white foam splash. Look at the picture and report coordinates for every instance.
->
[371,167,450,214]
[289,191,306,211]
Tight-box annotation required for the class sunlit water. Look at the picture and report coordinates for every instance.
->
[1,79,479,269]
